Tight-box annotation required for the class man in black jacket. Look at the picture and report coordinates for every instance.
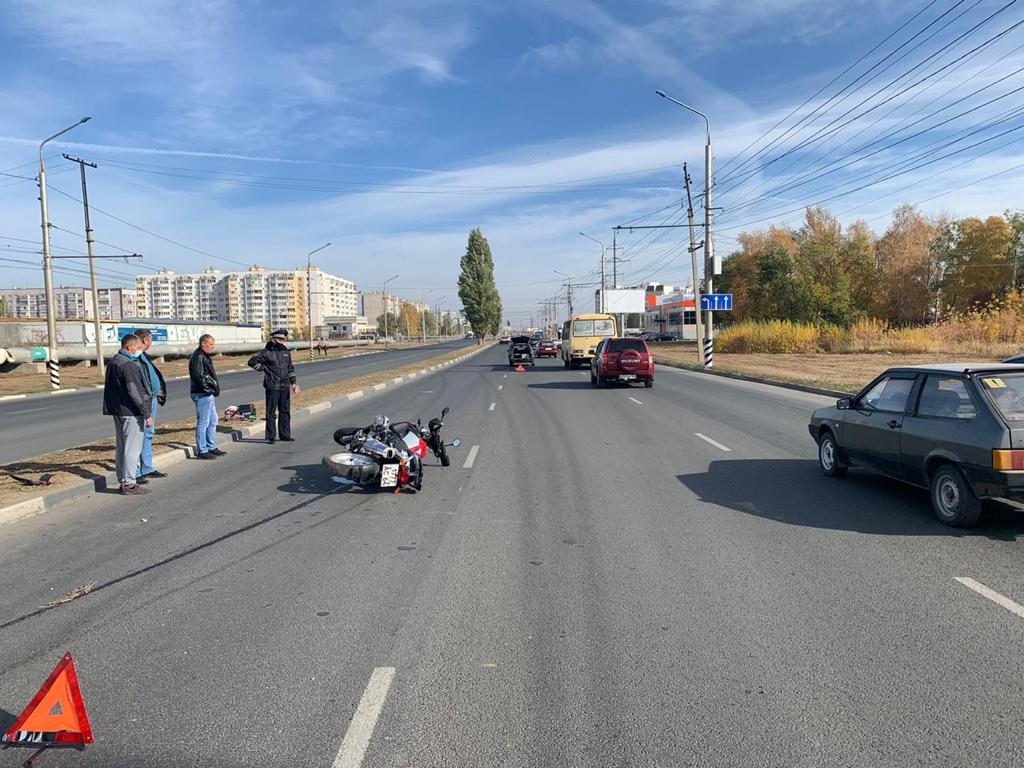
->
[189,334,224,459]
[103,333,153,494]
[248,328,298,444]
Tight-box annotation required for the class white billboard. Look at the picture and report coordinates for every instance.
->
[600,289,646,314]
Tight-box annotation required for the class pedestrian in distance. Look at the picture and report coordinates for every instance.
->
[189,334,224,460]
[318,336,329,357]
[248,328,299,444]
[134,329,168,481]
[102,333,153,495]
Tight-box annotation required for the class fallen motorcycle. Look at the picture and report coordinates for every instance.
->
[323,410,461,492]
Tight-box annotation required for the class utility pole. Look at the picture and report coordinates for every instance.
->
[39,118,91,389]
[683,163,705,362]
[63,154,104,374]
[306,243,331,360]
[383,274,398,350]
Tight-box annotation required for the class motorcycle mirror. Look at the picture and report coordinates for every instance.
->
[417,418,422,427]
[451,438,462,448]
[441,406,449,419]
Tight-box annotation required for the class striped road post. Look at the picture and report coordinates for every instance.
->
[703,339,713,369]
[48,358,60,389]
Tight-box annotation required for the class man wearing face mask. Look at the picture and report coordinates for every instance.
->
[248,328,299,444]
[102,333,154,495]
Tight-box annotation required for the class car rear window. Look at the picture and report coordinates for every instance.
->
[979,374,1024,422]
[607,339,647,353]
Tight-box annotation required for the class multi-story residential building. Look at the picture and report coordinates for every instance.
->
[360,292,430,329]
[0,287,137,320]
[133,265,356,335]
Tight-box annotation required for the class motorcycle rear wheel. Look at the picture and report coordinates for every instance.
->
[322,452,379,484]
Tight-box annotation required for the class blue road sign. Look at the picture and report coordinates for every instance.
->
[700,294,733,311]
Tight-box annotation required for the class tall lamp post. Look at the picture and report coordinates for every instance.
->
[578,232,606,311]
[434,296,446,340]
[419,289,433,343]
[656,90,716,368]
[382,274,399,350]
[39,117,91,389]
[306,242,331,360]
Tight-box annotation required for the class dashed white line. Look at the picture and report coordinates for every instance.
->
[498,385,503,391]
[502,374,507,378]
[955,577,1024,620]
[488,402,496,411]
[628,397,643,405]
[331,666,396,768]
[463,445,479,469]
[694,433,732,452]
[9,406,47,415]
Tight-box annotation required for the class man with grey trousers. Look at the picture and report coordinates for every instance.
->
[102,333,153,495]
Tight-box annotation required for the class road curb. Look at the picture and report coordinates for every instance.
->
[0,342,492,526]
[655,360,854,399]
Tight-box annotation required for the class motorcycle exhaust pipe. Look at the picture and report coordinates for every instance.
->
[361,437,396,460]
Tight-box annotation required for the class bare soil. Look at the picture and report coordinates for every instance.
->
[0,343,486,509]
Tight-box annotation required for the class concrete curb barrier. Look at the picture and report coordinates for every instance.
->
[655,360,854,399]
[0,343,493,526]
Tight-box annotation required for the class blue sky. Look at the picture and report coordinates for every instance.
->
[1,0,1022,323]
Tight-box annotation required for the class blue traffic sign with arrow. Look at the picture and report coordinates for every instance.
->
[700,294,733,311]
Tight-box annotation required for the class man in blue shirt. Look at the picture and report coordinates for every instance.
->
[134,329,168,481]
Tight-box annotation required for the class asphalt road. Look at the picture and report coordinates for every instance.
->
[2,344,1024,767]
[0,340,474,466]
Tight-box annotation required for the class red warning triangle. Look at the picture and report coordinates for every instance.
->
[2,652,93,746]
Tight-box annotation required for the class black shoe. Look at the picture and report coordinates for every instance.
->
[119,484,144,495]
[267,437,276,444]
[279,437,294,442]
[145,470,169,479]
[196,452,217,460]
[135,476,149,485]
[210,448,227,456]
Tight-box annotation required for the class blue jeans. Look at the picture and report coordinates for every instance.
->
[138,398,159,475]
[191,393,218,453]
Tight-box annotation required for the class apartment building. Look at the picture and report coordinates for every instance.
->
[0,287,137,320]
[360,292,430,329]
[134,265,356,336]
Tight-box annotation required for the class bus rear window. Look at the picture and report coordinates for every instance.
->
[574,318,614,336]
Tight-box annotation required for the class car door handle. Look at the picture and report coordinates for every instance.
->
[887,420,900,429]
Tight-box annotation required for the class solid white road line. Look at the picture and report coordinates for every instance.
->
[694,433,732,452]
[628,397,643,405]
[488,402,496,411]
[9,407,47,415]
[463,445,479,469]
[955,577,1024,620]
[332,666,396,768]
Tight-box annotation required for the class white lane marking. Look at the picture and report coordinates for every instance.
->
[694,433,732,452]
[579,371,587,376]
[498,385,503,391]
[332,666,396,768]
[488,402,496,411]
[955,577,1024,621]
[502,374,507,378]
[9,406,47,415]
[463,445,479,469]
[628,397,643,405]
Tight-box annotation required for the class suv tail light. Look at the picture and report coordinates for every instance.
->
[993,449,1024,470]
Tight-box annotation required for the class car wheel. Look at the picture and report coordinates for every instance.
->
[930,464,981,527]
[590,370,597,386]
[817,431,847,478]
[563,357,569,369]
[644,377,653,389]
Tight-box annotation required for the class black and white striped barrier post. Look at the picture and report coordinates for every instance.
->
[47,358,60,389]
[703,339,713,369]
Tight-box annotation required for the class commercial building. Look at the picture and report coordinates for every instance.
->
[0,286,136,320]
[134,265,356,336]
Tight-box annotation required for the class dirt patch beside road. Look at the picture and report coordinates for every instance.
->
[0,343,486,509]
[652,344,1007,393]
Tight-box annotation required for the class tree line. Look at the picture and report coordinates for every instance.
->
[717,205,1024,327]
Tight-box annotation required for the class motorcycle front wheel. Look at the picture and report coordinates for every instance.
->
[439,446,450,467]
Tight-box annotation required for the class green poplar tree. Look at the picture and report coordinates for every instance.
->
[458,228,502,338]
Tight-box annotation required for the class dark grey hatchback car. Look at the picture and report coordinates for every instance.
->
[809,364,1024,527]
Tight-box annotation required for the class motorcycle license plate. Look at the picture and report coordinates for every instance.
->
[620,374,636,380]
[380,464,399,488]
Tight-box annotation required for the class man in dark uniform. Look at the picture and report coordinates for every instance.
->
[248,328,299,444]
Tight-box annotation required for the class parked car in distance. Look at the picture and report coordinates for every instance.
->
[536,340,558,357]
[591,337,654,388]
[508,335,535,367]
[499,332,512,344]
[649,333,680,342]
[809,364,1024,527]
[464,332,474,339]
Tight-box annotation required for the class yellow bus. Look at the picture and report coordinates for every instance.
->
[561,313,617,369]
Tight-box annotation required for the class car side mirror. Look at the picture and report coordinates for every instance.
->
[837,397,852,410]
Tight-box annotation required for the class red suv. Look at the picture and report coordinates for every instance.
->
[591,338,654,388]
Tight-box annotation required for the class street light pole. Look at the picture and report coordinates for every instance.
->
[306,242,331,360]
[578,232,606,312]
[434,297,446,340]
[656,90,715,368]
[39,117,90,389]
[382,274,399,350]
[419,289,433,343]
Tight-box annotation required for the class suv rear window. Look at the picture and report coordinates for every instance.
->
[607,339,647,353]
[980,374,1024,422]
